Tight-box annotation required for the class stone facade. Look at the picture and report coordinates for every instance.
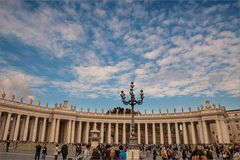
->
[0,95,239,145]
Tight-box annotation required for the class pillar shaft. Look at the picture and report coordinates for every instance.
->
[167,123,172,144]
[32,117,38,142]
[138,123,141,144]
[198,121,204,144]
[220,120,230,143]
[85,121,89,144]
[13,114,21,141]
[107,123,111,144]
[71,120,75,143]
[122,123,126,144]
[50,118,56,142]
[183,122,188,144]
[67,120,72,143]
[152,123,156,144]
[115,123,119,144]
[160,123,164,144]
[175,123,180,144]
[55,119,60,143]
[145,123,148,144]
[202,120,209,144]
[191,122,196,144]
[41,118,46,142]
[216,120,223,144]
[77,121,82,143]
[3,113,12,140]
[23,115,30,141]
[100,122,104,144]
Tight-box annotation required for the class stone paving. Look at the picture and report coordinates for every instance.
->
[0,148,224,160]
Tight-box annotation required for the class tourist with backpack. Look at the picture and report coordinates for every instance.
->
[161,147,168,160]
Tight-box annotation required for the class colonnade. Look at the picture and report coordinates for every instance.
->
[0,111,230,145]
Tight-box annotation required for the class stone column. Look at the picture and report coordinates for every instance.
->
[220,120,230,143]
[115,123,119,144]
[41,118,47,142]
[122,123,126,144]
[167,123,172,144]
[3,113,12,140]
[9,116,16,140]
[160,123,164,144]
[191,122,196,144]
[67,120,72,143]
[100,122,104,144]
[198,121,204,144]
[85,121,89,144]
[202,120,209,144]
[13,114,21,141]
[216,120,223,144]
[77,121,82,143]
[71,120,75,143]
[152,123,156,144]
[50,118,56,142]
[23,115,30,141]
[138,123,141,144]
[32,116,39,142]
[145,123,148,144]
[175,122,180,144]
[107,122,111,144]
[55,119,60,143]
[0,114,7,140]
[183,122,188,144]
[215,120,223,144]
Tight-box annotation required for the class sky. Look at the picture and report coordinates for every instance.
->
[0,0,239,113]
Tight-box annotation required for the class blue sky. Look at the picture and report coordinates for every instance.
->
[0,0,239,113]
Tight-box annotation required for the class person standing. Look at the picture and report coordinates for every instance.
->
[61,143,68,160]
[6,140,10,152]
[35,142,42,160]
[119,145,126,160]
[54,144,61,160]
[41,143,47,160]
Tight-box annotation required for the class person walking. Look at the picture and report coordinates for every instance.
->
[41,143,47,160]
[54,144,61,160]
[61,143,68,160]
[35,142,42,160]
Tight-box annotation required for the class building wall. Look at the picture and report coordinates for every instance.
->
[0,96,239,145]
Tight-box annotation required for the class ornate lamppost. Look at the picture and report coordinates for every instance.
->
[120,82,144,148]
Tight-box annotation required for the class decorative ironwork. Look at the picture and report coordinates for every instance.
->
[120,82,144,148]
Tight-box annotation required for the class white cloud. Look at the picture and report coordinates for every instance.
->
[95,8,106,17]
[0,2,86,58]
[144,48,163,59]
[0,68,46,100]
[72,59,134,84]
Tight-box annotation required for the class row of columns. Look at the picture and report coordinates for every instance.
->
[0,112,230,144]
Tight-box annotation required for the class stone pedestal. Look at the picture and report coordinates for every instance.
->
[126,149,140,160]
[89,124,101,148]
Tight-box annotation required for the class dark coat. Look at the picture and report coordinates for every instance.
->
[61,144,68,155]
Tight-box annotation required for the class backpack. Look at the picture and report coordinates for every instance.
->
[161,150,167,158]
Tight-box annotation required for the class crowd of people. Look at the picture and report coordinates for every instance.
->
[1,140,240,160]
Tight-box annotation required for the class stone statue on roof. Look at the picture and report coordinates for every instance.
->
[12,94,15,101]
[2,92,6,99]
